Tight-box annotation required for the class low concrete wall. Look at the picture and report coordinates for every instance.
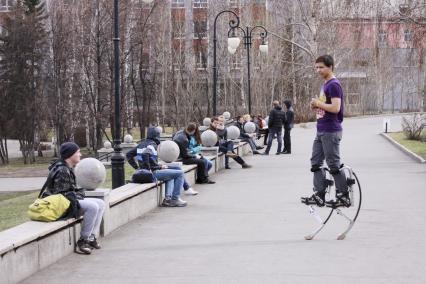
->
[0,140,254,284]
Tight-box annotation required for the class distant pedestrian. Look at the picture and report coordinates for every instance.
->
[281,100,294,154]
[262,101,286,155]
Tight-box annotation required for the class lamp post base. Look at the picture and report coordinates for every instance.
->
[111,146,125,189]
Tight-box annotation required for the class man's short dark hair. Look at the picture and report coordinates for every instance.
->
[315,55,334,70]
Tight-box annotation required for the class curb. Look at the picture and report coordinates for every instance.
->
[380,133,426,164]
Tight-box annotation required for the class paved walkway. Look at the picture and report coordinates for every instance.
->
[0,177,46,193]
[23,115,426,284]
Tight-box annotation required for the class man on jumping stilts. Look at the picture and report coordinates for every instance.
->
[301,55,350,208]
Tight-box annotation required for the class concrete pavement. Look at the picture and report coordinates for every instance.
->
[0,177,46,193]
[22,115,426,284]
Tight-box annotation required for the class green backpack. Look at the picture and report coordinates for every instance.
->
[27,172,71,222]
[28,194,70,222]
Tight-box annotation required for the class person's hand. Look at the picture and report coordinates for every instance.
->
[311,98,320,109]
[161,165,168,169]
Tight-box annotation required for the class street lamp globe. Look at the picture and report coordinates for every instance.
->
[259,43,268,54]
[228,36,241,50]
[228,46,237,54]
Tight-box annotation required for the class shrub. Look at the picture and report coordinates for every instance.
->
[402,114,425,141]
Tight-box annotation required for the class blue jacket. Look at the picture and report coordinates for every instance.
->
[126,127,162,171]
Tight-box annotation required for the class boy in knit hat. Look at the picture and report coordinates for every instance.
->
[42,142,106,255]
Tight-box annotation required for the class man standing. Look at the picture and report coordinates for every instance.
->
[262,100,286,155]
[281,100,294,154]
[301,55,350,208]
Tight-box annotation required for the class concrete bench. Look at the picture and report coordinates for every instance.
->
[0,218,82,284]
[0,139,251,283]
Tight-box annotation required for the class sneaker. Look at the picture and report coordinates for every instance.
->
[256,146,264,150]
[162,198,172,207]
[281,150,291,154]
[275,152,281,155]
[168,199,187,207]
[301,192,325,207]
[242,163,252,169]
[225,165,231,169]
[253,150,260,155]
[261,152,269,156]
[184,188,199,195]
[76,238,92,255]
[88,234,101,249]
[326,192,351,208]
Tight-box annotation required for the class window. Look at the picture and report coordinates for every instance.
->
[193,21,207,39]
[353,29,362,42]
[0,0,15,11]
[195,47,207,69]
[404,29,412,42]
[229,0,240,8]
[172,21,185,38]
[193,0,208,8]
[171,0,184,8]
[378,30,387,47]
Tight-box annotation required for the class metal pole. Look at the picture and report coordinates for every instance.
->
[212,10,240,116]
[246,26,252,115]
[213,21,218,116]
[111,0,125,189]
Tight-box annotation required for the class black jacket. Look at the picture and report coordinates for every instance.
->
[41,159,83,219]
[268,106,286,129]
[284,107,294,130]
[235,121,250,139]
[42,159,85,200]
[173,130,195,159]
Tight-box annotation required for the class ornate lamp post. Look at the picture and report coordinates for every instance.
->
[112,0,154,189]
[228,25,268,114]
[212,10,240,116]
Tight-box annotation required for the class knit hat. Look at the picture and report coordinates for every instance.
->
[60,142,80,160]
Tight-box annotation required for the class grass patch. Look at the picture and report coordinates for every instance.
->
[0,191,38,232]
[102,164,136,189]
[388,132,426,159]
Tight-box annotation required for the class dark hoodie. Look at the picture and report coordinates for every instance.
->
[268,105,286,129]
[126,127,162,171]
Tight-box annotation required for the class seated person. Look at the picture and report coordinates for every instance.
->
[173,123,215,186]
[235,115,262,154]
[42,142,105,255]
[210,117,252,169]
[126,127,187,207]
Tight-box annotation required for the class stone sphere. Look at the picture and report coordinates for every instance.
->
[203,117,211,127]
[123,134,133,143]
[201,130,218,147]
[156,126,163,133]
[223,111,231,120]
[75,158,106,190]
[227,125,240,140]
[158,140,180,163]
[104,141,112,149]
[244,122,256,134]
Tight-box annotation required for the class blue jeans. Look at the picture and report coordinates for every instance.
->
[204,158,212,174]
[167,165,191,190]
[265,127,283,153]
[153,168,184,200]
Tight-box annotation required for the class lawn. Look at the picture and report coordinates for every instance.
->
[388,132,426,159]
[0,191,38,232]
[102,164,136,188]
